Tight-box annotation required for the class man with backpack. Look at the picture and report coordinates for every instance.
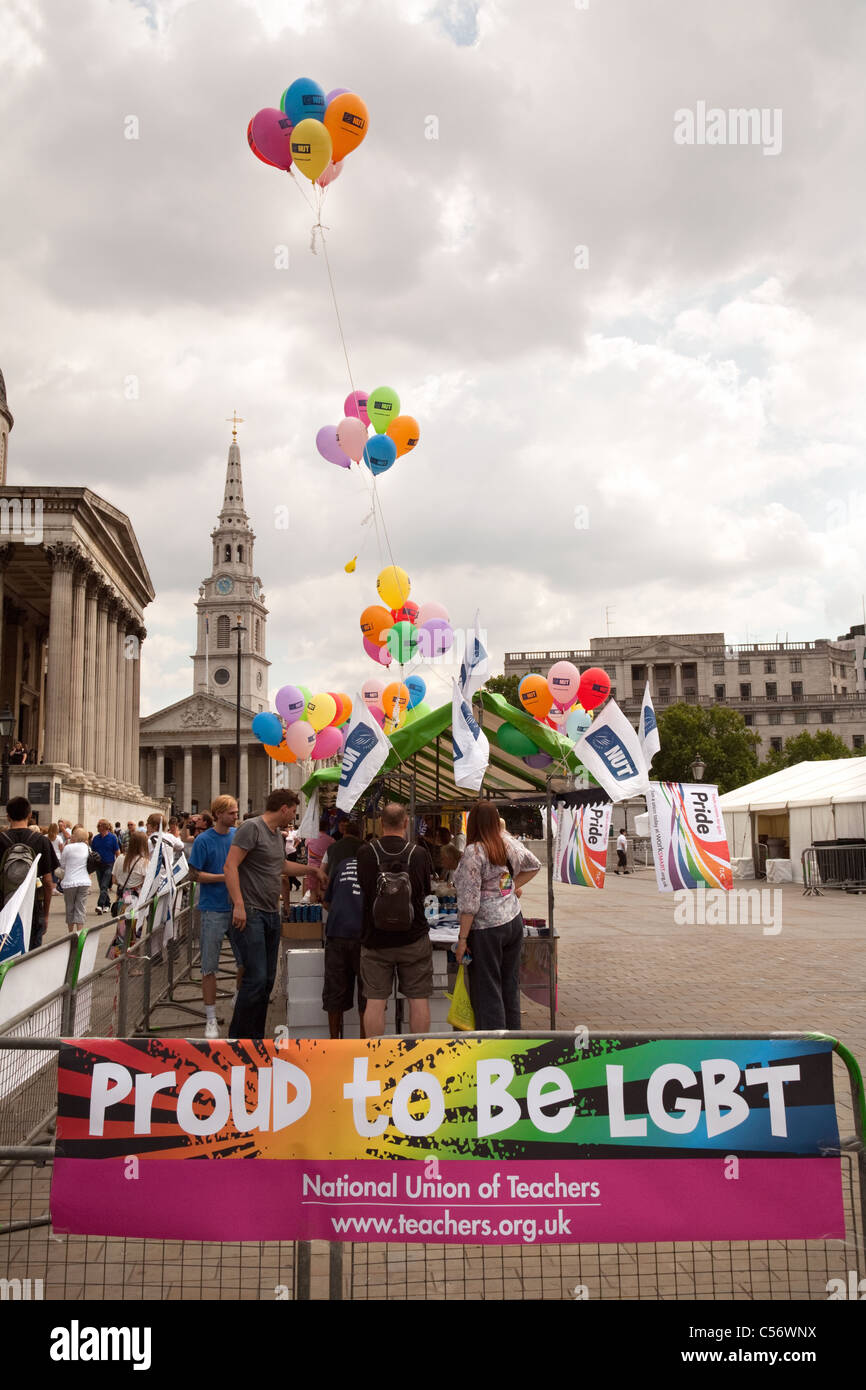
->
[356,803,432,1037]
[321,818,366,1039]
[0,797,59,950]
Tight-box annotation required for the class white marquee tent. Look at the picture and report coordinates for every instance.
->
[719,759,866,880]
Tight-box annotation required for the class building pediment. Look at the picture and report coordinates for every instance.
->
[141,693,258,739]
[624,639,707,662]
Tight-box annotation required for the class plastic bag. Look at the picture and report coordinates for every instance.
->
[446,964,475,1032]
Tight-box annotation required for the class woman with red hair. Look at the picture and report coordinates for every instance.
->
[453,804,541,1029]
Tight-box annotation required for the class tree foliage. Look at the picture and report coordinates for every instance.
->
[653,703,761,793]
[483,673,522,709]
[759,728,864,774]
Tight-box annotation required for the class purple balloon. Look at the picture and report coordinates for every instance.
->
[275,683,305,723]
[524,752,553,769]
[324,88,350,106]
[416,619,454,659]
[316,425,351,468]
[250,108,294,170]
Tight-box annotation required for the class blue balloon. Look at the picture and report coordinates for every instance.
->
[566,709,591,741]
[406,674,427,709]
[252,711,283,745]
[363,434,397,476]
[280,77,326,125]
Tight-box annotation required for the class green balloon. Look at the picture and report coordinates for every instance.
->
[402,700,432,727]
[386,620,418,664]
[367,385,401,435]
[298,684,312,719]
[496,724,540,757]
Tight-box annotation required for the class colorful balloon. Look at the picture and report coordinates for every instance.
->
[306,692,337,732]
[285,720,316,758]
[336,416,368,462]
[360,604,393,646]
[290,118,332,182]
[416,601,449,626]
[402,700,432,726]
[249,108,294,170]
[391,600,420,624]
[275,684,306,724]
[376,564,410,608]
[281,77,326,126]
[367,385,400,434]
[363,635,392,666]
[324,88,350,106]
[566,708,591,741]
[312,726,343,759]
[316,425,351,468]
[547,660,581,710]
[386,415,420,457]
[252,711,283,745]
[524,752,553,769]
[368,704,386,728]
[382,681,410,723]
[327,692,344,726]
[333,693,353,727]
[416,619,454,659]
[343,390,370,427]
[247,120,281,169]
[264,742,297,764]
[324,92,369,162]
[405,674,427,708]
[495,724,539,757]
[578,668,611,711]
[362,677,386,707]
[387,620,419,664]
[297,684,312,717]
[363,433,397,476]
[317,160,343,187]
[519,673,554,720]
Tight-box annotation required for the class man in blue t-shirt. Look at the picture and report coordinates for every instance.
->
[189,795,238,1039]
[92,819,121,913]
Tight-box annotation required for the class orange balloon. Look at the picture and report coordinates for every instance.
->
[518,673,554,720]
[334,692,353,727]
[382,681,410,718]
[386,415,420,458]
[360,604,394,646]
[265,742,297,764]
[324,93,369,163]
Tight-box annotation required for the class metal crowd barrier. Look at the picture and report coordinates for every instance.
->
[802,843,866,896]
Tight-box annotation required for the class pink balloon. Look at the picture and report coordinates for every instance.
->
[317,160,343,187]
[250,108,294,171]
[343,390,370,428]
[416,601,449,626]
[362,676,386,706]
[368,704,385,728]
[363,635,392,666]
[325,88,350,106]
[312,726,343,759]
[316,425,351,468]
[547,659,581,710]
[285,721,316,758]
[337,416,368,462]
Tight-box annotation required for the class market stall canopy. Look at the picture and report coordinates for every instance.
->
[300,690,588,809]
[719,758,866,813]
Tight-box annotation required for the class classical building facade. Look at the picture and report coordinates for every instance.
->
[0,366,163,824]
[505,629,866,754]
[139,428,298,815]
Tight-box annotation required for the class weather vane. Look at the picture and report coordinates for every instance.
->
[225,410,245,441]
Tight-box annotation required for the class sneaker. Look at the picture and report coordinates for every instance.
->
[204,1019,220,1040]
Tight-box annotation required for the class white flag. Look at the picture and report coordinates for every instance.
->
[0,856,39,961]
[337,694,392,812]
[640,682,660,766]
[458,611,489,702]
[452,679,489,792]
[572,699,651,802]
[297,788,320,841]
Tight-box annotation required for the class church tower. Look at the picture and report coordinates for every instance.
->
[0,367,13,485]
[192,419,270,712]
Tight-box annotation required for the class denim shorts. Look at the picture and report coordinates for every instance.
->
[200,909,236,975]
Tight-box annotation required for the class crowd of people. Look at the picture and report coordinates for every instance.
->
[1,789,543,1042]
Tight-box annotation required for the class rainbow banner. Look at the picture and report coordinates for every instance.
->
[647,781,733,892]
[554,802,612,887]
[50,1036,843,1245]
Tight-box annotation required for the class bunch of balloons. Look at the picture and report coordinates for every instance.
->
[517,661,611,740]
[361,672,431,734]
[248,77,368,186]
[317,387,420,477]
[359,565,453,668]
[251,684,354,763]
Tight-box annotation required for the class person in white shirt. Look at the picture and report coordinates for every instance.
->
[59,827,93,932]
[615,830,629,875]
[146,813,185,863]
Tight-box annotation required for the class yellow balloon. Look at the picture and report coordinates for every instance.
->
[344,555,357,573]
[306,692,337,732]
[290,119,333,182]
[376,564,410,609]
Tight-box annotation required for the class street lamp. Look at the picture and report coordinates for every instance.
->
[231,616,246,806]
[690,754,706,782]
[0,704,14,805]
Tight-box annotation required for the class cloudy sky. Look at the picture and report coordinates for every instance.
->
[2,0,864,715]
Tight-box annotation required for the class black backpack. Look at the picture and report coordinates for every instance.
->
[0,832,42,908]
[371,840,414,932]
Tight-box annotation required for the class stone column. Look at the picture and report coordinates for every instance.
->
[0,545,12,681]
[239,746,249,816]
[95,585,111,778]
[104,599,120,786]
[43,543,79,769]
[155,746,165,800]
[182,745,193,813]
[67,560,88,774]
[211,745,221,804]
[127,624,143,788]
[82,575,99,777]
[647,662,655,695]
[674,662,682,699]
[114,610,131,789]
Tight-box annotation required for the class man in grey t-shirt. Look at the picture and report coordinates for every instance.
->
[223,789,304,1039]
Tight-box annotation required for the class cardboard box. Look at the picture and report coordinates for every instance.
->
[281,920,324,942]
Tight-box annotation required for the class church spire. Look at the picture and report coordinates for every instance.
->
[219,412,249,528]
